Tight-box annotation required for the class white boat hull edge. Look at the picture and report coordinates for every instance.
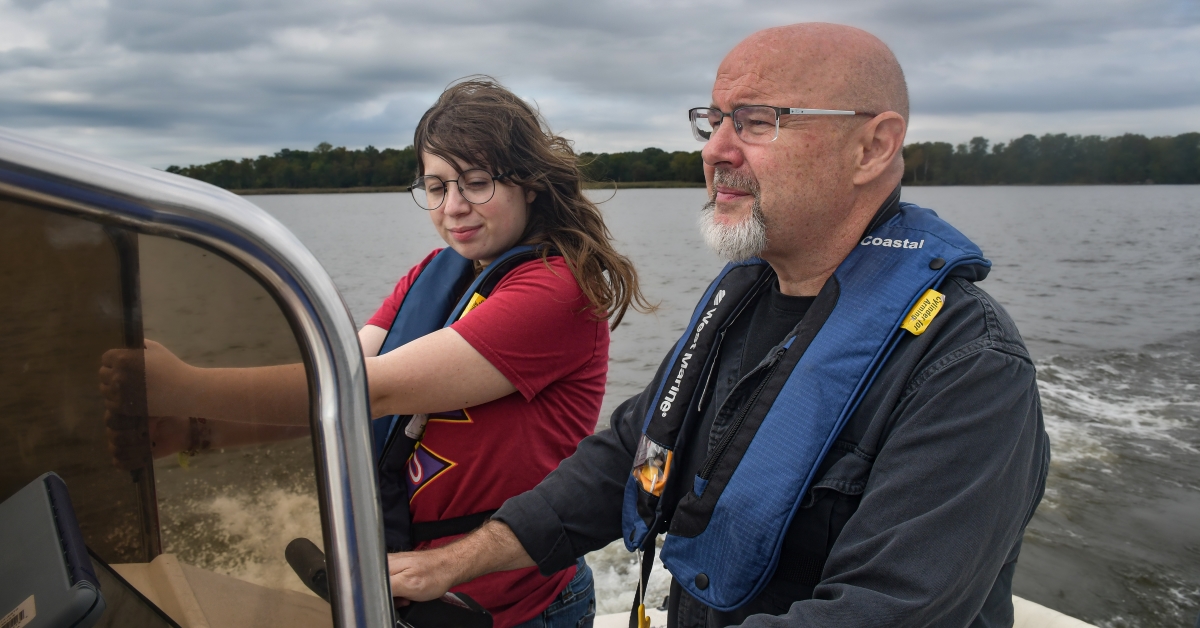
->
[593,596,1096,628]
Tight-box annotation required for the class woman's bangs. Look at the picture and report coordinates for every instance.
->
[419,127,502,176]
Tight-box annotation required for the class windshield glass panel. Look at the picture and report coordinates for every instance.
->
[0,196,333,628]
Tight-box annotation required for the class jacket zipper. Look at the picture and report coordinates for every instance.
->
[697,346,786,481]
[695,274,774,414]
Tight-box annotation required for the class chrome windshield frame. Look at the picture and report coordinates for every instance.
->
[0,128,391,628]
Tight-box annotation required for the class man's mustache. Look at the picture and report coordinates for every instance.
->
[711,168,760,197]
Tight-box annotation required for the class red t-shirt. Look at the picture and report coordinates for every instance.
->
[367,249,608,628]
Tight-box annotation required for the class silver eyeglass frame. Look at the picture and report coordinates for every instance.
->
[407,170,512,211]
[688,106,880,143]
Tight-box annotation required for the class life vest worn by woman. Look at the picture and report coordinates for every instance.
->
[367,245,607,626]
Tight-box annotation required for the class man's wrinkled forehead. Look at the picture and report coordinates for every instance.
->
[711,26,852,109]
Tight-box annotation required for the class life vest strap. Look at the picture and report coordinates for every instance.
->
[627,541,657,628]
[410,509,498,545]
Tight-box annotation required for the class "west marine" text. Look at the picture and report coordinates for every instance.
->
[660,303,718,416]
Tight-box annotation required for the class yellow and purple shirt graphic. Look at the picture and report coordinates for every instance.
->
[406,409,470,500]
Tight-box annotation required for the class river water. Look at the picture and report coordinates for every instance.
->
[245,186,1200,627]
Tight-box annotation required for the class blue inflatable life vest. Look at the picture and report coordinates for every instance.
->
[621,202,989,611]
[374,245,548,552]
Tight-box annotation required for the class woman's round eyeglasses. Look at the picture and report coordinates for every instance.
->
[688,106,879,144]
[408,169,512,211]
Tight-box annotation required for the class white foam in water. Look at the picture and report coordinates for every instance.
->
[177,485,673,609]
[586,540,671,615]
[162,486,324,595]
[1036,348,1200,466]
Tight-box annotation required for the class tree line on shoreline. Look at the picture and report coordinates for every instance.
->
[165,132,1199,190]
[904,132,1199,185]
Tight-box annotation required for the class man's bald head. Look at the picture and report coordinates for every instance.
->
[717,23,908,122]
[701,23,912,294]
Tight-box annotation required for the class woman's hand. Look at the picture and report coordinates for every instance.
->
[99,339,198,470]
[388,551,455,603]
[99,339,195,417]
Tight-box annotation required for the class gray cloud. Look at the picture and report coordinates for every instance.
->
[1,0,1197,167]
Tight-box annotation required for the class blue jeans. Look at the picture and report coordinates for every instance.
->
[512,558,595,628]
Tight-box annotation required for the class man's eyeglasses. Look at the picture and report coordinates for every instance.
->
[408,169,512,211]
[688,106,879,144]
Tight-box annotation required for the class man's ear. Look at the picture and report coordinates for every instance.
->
[525,189,536,204]
[852,112,906,186]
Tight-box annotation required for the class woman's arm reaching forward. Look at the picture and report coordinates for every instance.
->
[99,328,518,428]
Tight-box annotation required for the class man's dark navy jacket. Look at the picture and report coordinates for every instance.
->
[494,201,1050,628]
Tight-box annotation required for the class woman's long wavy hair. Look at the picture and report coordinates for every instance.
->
[413,76,654,329]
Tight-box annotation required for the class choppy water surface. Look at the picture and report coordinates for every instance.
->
[246,186,1200,626]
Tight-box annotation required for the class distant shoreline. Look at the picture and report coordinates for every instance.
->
[229,180,705,195]
[230,180,1193,195]
[231,181,707,195]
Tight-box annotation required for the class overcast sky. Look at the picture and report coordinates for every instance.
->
[2,0,1198,168]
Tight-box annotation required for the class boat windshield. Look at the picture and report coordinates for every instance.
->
[0,195,335,628]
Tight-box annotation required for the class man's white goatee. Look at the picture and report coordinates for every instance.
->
[698,169,768,262]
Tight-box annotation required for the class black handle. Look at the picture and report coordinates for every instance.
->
[285,537,330,602]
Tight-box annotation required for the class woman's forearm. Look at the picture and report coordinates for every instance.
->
[365,327,517,417]
[148,326,394,426]
[135,326,516,425]
[151,362,311,427]
[189,417,311,450]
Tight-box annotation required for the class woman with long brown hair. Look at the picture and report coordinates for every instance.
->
[362,76,653,628]
[101,76,650,627]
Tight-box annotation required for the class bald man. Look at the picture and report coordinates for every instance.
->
[389,23,1048,628]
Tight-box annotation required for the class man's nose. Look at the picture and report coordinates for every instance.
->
[702,118,745,171]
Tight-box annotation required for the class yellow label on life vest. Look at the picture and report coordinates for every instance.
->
[901,289,945,336]
[459,293,486,319]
